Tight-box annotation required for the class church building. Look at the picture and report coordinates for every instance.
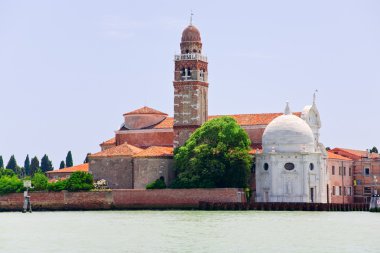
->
[78,22,378,204]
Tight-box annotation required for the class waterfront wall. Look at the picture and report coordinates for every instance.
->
[199,202,370,211]
[0,188,244,211]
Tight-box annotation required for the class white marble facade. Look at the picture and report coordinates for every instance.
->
[255,97,328,203]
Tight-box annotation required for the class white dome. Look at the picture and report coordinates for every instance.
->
[263,106,315,153]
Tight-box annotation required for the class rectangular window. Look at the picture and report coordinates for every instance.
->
[339,186,342,196]
[364,187,372,195]
[332,186,336,196]
[344,167,346,176]
[349,167,352,176]
[332,166,335,175]
[364,168,370,176]
[348,187,352,196]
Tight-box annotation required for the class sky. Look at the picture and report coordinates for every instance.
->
[0,0,379,168]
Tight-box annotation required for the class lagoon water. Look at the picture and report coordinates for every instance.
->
[1,211,379,253]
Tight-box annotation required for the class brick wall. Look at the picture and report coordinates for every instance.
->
[89,157,134,189]
[133,157,175,189]
[0,188,244,211]
[116,131,173,148]
[327,159,354,204]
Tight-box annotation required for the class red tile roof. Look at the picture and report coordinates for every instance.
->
[123,106,168,116]
[47,163,89,174]
[100,137,116,145]
[90,143,143,158]
[327,151,352,161]
[249,149,262,155]
[133,146,173,158]
[153,112,302,129]
[331,148,380,159]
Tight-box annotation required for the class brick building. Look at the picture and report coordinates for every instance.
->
[330,148,380,203]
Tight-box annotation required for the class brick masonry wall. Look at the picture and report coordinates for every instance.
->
[327,159,354,204]
[89,157,134,189]
[116,131,173,148]
[0,188,244,211]
[352,159,380,203]
[133,158,175,189]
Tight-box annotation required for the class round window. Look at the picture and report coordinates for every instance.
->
[310,163,314,171]
[264,163,269,171]
[284,163,295,171]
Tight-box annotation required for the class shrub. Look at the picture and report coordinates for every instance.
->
[0,168,16,178]
[66,171,94,192]
[31,172,48,191]
[0,175,24,195]
[146,178,166,189]
[47,179,68,192]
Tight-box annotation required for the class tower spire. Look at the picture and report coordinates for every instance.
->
[190,10,194,25]
[313,89,318,105]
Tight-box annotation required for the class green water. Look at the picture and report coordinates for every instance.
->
[1,211,379,253]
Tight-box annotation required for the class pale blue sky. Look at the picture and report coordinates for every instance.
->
[0,0,379,168]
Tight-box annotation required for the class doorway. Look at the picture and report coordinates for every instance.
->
[310,188,314,203]
[264,191,269,202]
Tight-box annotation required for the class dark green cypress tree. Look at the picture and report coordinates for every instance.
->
[66,151,73,167]
[83,153,91,163]
[0,156,3,168]
[30,156,40,176]
[59,160,65,169]
[41,154,54,172]
[6,155,18,172]
[24,155,31,176]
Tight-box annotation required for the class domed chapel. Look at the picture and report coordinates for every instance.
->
[255,100,328,203]
[54,20,375,205]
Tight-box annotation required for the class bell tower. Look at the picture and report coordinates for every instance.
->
[173,23,208,148]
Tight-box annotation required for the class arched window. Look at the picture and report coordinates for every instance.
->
[264,163,269,171]
[310,163,314,171]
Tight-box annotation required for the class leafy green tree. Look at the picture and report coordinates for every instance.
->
[66,171,94,192]
[24,155,30,176]
[370,146,378,154]
[66,151,73,167]
[146,177,166,189]
[32,172,48,191]
[41,154,53,173]
[6,155,18,173]
[47,179,68,192]
[83,153,91,163]
[0,156,3,168]
[326,147,331,151]
[59,160,65,169]
[30,156,40,176]
[172,116,252,189]
[0,168,15,177]
[0,175,24,195]
[16,167,26,178]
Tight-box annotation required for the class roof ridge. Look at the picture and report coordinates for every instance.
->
[123,106,167,116]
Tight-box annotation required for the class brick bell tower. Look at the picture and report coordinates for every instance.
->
[173,22,208,148]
